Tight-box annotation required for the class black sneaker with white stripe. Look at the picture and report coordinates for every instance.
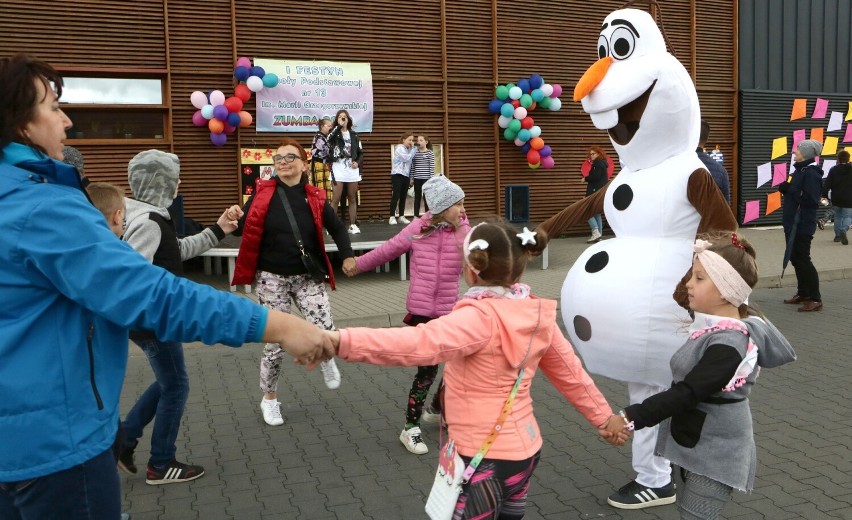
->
[145,459,204,485]
[607,479,676,509]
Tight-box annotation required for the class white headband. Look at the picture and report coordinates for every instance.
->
[692,239,752,307]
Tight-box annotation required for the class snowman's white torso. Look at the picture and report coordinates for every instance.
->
[562,151,705,387]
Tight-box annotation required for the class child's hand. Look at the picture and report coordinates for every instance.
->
[324,330,341,355]
[342,257,358,277]
[218,205,244,233]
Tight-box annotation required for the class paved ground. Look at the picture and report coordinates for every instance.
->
[119,227,852,519]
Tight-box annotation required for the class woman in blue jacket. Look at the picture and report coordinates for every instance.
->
[0,54,332,520]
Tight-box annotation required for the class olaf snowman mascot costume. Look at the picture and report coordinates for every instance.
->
[535,8,737,509]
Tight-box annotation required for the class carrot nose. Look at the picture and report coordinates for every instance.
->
[573,56,614,102]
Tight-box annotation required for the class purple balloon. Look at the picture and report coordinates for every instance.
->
[234,66,250,82]
[539,145,553,157]
[541,155,555,169]
[213,105,229,121]
[210,132,227,146]
[249,66,266,78]
[191,110,206,127]
[488,99,504,114]
[226,112,242,127]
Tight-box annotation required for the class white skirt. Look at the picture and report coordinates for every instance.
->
[332,160,361,183]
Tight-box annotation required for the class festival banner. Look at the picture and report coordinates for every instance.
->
[253,59,373,133]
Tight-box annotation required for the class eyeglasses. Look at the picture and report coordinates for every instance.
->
[273,153,299,164]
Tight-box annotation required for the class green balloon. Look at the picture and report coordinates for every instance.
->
[520,94,533,108]
[508,119,522,133]
[495,85,509,100]
[539,96,552,109]
[505,83,516,90]
[503,128,517,141]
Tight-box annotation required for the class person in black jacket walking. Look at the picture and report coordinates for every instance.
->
[822,150,852,245]
[584,146,610,243]
[778,139,824,312]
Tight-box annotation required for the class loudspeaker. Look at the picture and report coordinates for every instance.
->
[504,185,530,223]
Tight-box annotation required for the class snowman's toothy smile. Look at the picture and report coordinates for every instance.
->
[607,80,656,146]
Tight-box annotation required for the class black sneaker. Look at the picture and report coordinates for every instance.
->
[841,230,849,245]
[145,459,204,485]
[607,480,676,509]
[818,219,826,230]
[117,446,137,474]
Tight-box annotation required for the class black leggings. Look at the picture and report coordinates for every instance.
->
[413,178,429,216]
[389,174,409,217]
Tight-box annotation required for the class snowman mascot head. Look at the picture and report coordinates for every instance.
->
[574,8,700,170]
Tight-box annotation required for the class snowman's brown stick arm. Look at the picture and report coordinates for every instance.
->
[687,169,738,234]
[534,184,608,243]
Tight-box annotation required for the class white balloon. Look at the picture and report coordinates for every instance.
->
[540,84,554,97]
[514,137,525,146]
[209,90,225,106]
[246,76,264,93]
[508,86,523,100]
[548,98,563,111]
[513,107,527,120]
[530,125,542,138]
[497,115,512,129]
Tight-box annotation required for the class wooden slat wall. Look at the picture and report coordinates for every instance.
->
[1,0,737,226]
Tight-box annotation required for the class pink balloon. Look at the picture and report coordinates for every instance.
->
[223,123,237,135]
[209,90,226,106]
[191,110,206,127]
[236,56,252,69]
[551,84,562,98]
[190,91,207,110]
[541,155,555,169]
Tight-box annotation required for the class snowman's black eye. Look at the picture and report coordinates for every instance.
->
[610,27,635,60]
[597,34,609,59]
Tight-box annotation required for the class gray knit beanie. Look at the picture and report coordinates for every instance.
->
[128,149,180,208]
[797,139,823,161]
[423,175,465,215]
[62,146,85,175]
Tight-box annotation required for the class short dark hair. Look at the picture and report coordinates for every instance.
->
[0,54,64,157]
[838,150,850,163]
[699,120,710,145]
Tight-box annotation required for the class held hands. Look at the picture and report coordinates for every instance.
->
[217,205,244,234]
[262,311,335,370]
[597,414,632,446]
[324,330,341,355]
[342,257,358,277]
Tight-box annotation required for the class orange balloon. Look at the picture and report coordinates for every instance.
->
[238,111,253,127]
[208,118,225,134]
[529,137,544,150]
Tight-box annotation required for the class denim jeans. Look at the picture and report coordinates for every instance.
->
[833,206,852,237]
[588,214,602,232]
[0,448,120,520]
[122,339,189,469]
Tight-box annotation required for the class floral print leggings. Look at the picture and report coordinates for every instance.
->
[256,271,334,393]
[404,315,442,426]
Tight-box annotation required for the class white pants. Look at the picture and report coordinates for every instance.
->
[628,381,672,488]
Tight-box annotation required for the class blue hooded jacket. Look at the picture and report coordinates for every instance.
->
[0,143,267,481]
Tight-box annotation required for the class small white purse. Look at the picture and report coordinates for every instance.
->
[425,439,465,520]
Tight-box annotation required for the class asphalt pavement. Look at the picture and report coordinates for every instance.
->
[119,225,852,519]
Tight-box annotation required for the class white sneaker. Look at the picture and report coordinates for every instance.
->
[586,229,602,243]
[398,216,410,225]
[320,359,341,389]
[260,399,284,426]
[420,405,441,424]
[348,224,361,234]
[399,426,428,455]
[388,216,397,225]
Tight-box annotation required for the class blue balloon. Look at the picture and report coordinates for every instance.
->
[500,103,515,118]
[262,73,279,88]
[517,129,531,142]
[529,74,544,89]
[518,78,531,93]
[227,112,242,127]
[234,66,250,82]
[488,99,504,114]
[249,66,266,78]
[520,143,531,153]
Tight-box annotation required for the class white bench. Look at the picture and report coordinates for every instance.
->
[201,239,546,293]
[201,240,407,293]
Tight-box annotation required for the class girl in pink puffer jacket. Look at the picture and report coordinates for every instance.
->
[342,175,469,455]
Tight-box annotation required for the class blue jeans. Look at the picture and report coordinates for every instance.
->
[122,338,189,469]
[0,448,120,520]
[588,214,602,232]
[833,206,852,237]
